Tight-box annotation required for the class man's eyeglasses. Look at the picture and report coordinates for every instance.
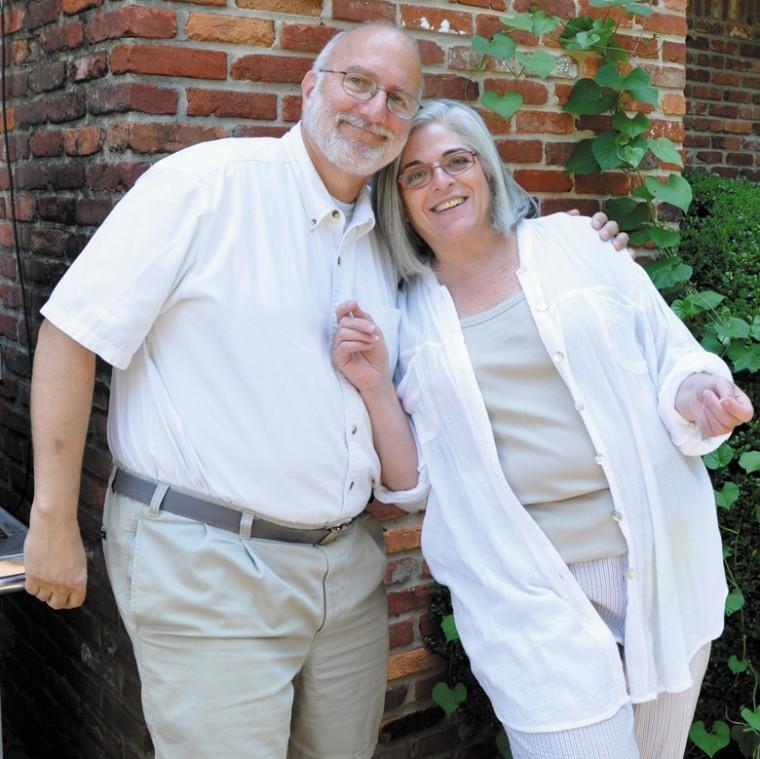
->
[317,69,420,121]
[397,150,479,190]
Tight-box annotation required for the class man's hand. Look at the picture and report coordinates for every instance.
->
[675,373,754,438]
[24,510,87,609]
[568,209,631,254]
[333,300,391,395]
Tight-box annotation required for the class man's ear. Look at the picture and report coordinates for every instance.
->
[301,70,316,107]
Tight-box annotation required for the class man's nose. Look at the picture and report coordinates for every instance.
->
[358,89,389,123]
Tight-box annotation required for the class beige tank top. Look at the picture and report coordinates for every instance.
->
[460,291,627,563]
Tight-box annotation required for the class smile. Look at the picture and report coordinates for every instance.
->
[433,197,466,213]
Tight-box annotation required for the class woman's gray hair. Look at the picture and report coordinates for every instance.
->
[373,99,536,281]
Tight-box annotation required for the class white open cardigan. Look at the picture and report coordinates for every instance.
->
[395,213,731,732]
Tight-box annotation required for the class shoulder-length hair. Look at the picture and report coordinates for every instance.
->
[373,99,536,281]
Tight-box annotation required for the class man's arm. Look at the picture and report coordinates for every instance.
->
[24,319,96,610]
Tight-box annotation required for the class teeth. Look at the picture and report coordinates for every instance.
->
[434,198,465,212]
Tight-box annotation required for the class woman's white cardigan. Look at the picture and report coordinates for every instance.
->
[395,214,731,732]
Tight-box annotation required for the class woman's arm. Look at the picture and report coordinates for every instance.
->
[332,300,420,491]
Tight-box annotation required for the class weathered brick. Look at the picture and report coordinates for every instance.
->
[46,90,87,123]
[4,6,25,34]
[447,45,483,71]
[711,71,742,86]
[30,130,65,157]
[388,649,441,680]
[41,21,85,52]
[107,122,226,154]
[70,51,108,82]
[280,23,338,53]
[483,78,549,106]
[366,501,407,522]
[388,620,414,649]
[10,41,30,66]
[575,172,631,195]
[497,139,543,163]
[663,41,687,64]
[416,39,445,66]
[24,0,61,31]
[232,125,289,138]
[183,23,253,50]
[641,64,686,89]
[400,6,473,36]
[515,110,574,135]
[110,44,227,81]
[16,162,85,190]
[422,73,478,100]
[14,99,47,128]
[186,88,277,119]
[282,94,302,122]
[643,11,688,36]
[388,586,430,616]
[85,162,150,191]
[29,61,67,94]
[37,196,77,224]
[87,8,177,42]
[62,0,102,13]
[235,0,321,15]
[64,126,105,156]
[542,197,600,216]
[513,169,573,192]
[384,525,421,554]
[6,72,28,99]
[76,199,114,226]
[87,83,179,116]
[385,557,418,585]
[332,0,394,22]
[231,54,311,84]
[648,119,685,142]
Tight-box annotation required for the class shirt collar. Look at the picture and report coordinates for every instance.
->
[282,123,375,232]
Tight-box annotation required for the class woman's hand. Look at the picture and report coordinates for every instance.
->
[675,373,754,437]
[333,300,391,395]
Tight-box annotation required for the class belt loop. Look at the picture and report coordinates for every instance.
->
[148,482,169,517]
[239,511,254,539]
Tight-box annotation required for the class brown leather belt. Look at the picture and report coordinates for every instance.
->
[111,469,354,545]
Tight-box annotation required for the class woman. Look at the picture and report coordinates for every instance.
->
[332,100,753,758]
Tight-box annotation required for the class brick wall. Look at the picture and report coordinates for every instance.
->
[685,0,760,179]
[0,1,688,757]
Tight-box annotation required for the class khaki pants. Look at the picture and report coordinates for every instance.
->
[102,485,389,759]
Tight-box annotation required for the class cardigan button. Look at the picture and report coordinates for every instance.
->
[611,510,623,522]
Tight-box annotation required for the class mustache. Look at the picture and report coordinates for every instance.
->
[337,113,394,141]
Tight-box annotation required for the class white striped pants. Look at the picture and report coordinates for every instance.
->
[506,555,711,759]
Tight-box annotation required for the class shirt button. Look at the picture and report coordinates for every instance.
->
[536,302,547,312]
[349,481,354,490]
[337,256,342,266]
[611,510,623,522]
[351,425,357,435]
[626,568,636,580]
[574,400,585,411]
[594,454,605,466]
[310,218,317,226]
[332,210,340,219]
[553,351,564,363]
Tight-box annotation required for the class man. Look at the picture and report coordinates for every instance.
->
[23,22,624,758]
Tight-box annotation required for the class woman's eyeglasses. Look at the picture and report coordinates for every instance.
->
[317,69,420,121]
[397,150,479,190]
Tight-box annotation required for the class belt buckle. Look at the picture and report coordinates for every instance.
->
[318,521,350,546]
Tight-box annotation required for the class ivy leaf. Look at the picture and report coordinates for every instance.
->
[714,482,739,510]
[499,12,534,32]
[756,504,760,524]
[605,197,650,230]
[495,729,514,758]
[727,655,749,674]
[739,451,760,473]
[673,291,724,319]
[594,62,622,88]
[703,443,735,470]
[566,139,599,175]
[613,111,650,138]
[632,184,654,201]
[750,315,760,341]
[529,10,561,37]
[644,256,693,289]
[740,706,760,732]
[689,721,731,757]
[618,134,649,169]
[432,682,467,717]
[481,90,523,121]
[564,79,618,115]
[514,50,556,79]
[472,33,517,60]
[644,174,693,213]
[592,131,624,170]
[441,614,460,642]
[589,0,652,11]
[649,225,680,249]
[725,588,745,616]
[648,137,684,168]
[714,317,750,341]
[727,342,760,373]
[722,544,732,559]
[629,225,654,246]
[621,68,659,106]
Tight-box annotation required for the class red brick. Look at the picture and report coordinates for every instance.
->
[76,199,114,226]
[110,44,227,80]
[711,71,742,86]
[710,39,738,54]
[232,125,288,138]
[186,13,274,45]
[366,501,407,522]
[47,90,87,123]
[88,83,179,115]
[29,61,66,94]
[236,0,321,15]
[497,139,543,163]
[62,0,101,13]
[575,172,631,195]
[579,0,632,27]
[661,93,686,115]
[476,106,513,135]
[722,120,752,134]
[727,152,753,166]
[186,88,277,119]
[447,45,483,71]
[400,6,473,36]
[30,130,64,158]
[663,41,686,64]
[10,41,30,65]
[686,84,722,100]
[6,72,28,99]
[4,7,24,34]
[483,78,549,106]
[280,23,338,53]
[388,649,441,680]
[282,95,302,122]
[640,64,685,89]
[423,73,478,100]
[388,586,430,616]
[107,122,226,154]
[331,0,394,22]
[664,0,687,9]
[514,0,573,17]
[85,162,150,191]
[417,39,445,66]
[516,110,574,135]
[643,12,688,37]
[384,683,408,712]
[231,54,311,84]
[25,0,62,30]
[513,169,572,192]
[647,119,685,142]
[541,197,600,216]
[384,525,421,554]
[414,671,447,701]
[707,103,738,118]
[70,51,108,82]
[87,8,177,42]
[389,620,414,649]
[614,33,659,59]
[64,126,105,156]
[41,21,84,52]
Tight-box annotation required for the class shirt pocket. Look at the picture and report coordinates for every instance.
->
[584,288,649,375]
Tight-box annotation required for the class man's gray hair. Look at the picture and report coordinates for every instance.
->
[372,99,536,281]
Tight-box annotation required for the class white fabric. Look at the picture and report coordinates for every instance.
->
[41,124,427,525]
[396,213,730,732]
